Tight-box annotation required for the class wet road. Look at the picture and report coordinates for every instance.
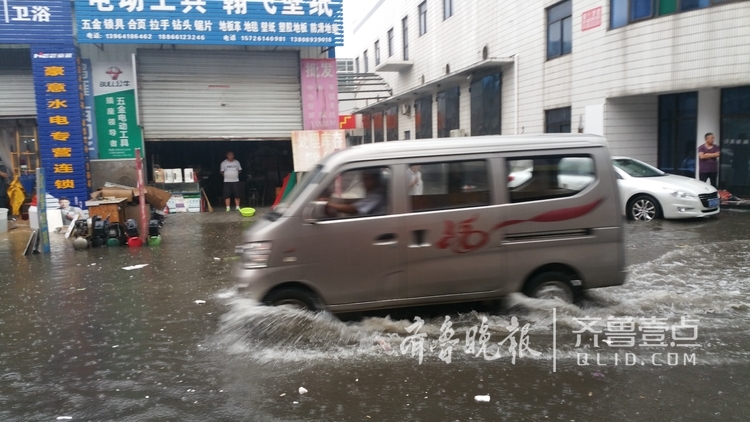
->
[1,211,749,421]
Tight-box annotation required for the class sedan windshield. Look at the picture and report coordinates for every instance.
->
[612,158,665,178]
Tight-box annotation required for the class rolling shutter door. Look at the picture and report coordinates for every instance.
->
[0,71,36,117]
[137,49,302,140]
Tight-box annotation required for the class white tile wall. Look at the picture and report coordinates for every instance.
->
[348,0,750,157]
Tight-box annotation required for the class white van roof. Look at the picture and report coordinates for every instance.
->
[323,134,608,168]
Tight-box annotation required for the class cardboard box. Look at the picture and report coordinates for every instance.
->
[91,184,172,211]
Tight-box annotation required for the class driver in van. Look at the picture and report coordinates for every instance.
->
[325,169,386,216]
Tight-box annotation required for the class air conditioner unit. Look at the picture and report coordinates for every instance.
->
[450,129,468,137]
[401,104,412,116]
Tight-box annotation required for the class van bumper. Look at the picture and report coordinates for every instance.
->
[235,267,271,303]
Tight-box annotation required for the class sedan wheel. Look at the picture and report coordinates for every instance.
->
[630,196,658,221]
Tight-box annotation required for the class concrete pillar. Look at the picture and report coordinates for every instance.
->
[696,89,721,179]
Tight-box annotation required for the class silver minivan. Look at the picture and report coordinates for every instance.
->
[235,134,626,312]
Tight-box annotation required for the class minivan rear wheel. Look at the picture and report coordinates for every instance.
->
[523,272,577,303]
[263,288,321,311]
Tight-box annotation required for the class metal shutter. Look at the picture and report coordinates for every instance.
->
[137,49,302,140]
[0,71,36,117]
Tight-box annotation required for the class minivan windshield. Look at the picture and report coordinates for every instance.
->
[270,165,326,219]
[612,158,665,178]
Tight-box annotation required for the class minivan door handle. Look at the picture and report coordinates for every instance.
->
[374,233,398,246]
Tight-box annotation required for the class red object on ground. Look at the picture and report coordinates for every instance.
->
[127,237,143,248]
[273,174,291,207]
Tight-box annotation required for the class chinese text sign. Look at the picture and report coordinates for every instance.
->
[31,45,92,205]
[300,58,339,130]
[0,0,73,44]
[582,6,602,32]
[291,129,345,171]
[92,61,144,159]
[75,0,343,47]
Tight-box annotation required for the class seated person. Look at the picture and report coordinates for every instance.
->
[325,169,386,217]
[59,197,83,226]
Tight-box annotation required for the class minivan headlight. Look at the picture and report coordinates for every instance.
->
[239,242,273,269]
[664,188,696,199]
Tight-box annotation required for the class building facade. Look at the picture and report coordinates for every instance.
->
[1,0,344,206]
[347,0,750,194]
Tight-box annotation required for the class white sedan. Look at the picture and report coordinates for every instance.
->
[613,157,720,221]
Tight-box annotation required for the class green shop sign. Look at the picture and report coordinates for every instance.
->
[92,62,143,159]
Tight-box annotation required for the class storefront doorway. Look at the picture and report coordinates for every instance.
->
[658,92,697,178]
[720,86,750,195]
[145,140,293,207]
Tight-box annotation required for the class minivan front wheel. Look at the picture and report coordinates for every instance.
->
[263,288,321,311]
[629,195,660,221]
[523,272,577,303]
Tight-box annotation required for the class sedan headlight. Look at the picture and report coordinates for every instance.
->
[664,188,696,199]
[238,242,273,269]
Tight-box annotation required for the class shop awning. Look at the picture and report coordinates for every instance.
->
[354,57,515,114]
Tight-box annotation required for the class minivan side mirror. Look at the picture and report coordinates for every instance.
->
[303,201,328,224]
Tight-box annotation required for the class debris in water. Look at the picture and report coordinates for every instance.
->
[213,257,221,261]
[122,264,149,271]
[77,288,86,291]
[56,418,73,421]
[194,300,206,305]
[593,372,605,379]
[293,401,299,404]
[298,387,308,395]
[588,392,593,397]
[280,393,286,397]
[474,395,490,403]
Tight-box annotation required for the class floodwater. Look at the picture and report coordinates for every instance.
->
[1,211,749,421]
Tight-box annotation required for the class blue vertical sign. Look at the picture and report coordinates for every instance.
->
[31,45,92,207]
[0,0,73,43]
[81,59,99,160]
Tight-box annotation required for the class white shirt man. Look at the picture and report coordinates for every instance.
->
[407,165,423,195]
[220,152,243,211]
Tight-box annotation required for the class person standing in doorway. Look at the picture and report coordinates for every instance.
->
[220,151,242,212]
[698,132,720,188]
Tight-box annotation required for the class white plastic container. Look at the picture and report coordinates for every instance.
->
[164,168,175,183]
[183,168,194,183]
[0,208,7,233]
[172,169,183,183]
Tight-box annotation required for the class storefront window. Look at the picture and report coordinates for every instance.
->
[545,107,572,133]
[386,106,399,141]
[415,95,433,139]
[658,92,697,177]
[363,113,372,143]
[470,73,502,136]
[720,86,750,194]
[373,111,384,142]
[1,119,40,179]
[437,87,460,138]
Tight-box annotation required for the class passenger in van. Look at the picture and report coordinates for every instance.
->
[407,164,423,195]
[325,170,386,216]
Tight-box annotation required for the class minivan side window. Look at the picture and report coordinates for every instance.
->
[317,167,391,219]
[408,160,490,212]
[507,155,595,203]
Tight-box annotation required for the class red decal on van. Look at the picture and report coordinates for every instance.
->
[436,215,491,254]
[493,198,604,230]
[437,198,604,254]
